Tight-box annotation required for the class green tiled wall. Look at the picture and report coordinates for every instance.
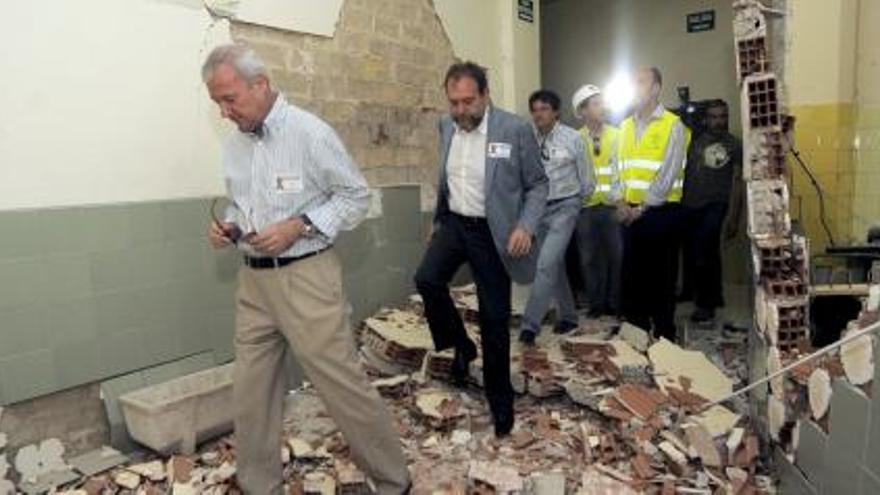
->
[0,185,425,405]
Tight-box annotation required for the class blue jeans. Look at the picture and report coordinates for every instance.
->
[521,196,581,333]
[577,204,623,315]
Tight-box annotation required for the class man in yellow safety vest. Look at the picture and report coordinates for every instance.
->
[572,84,623,319]
[617,67,690,341]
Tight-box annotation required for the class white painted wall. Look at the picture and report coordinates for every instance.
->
[434,0,542,115]
[0,0,232,211]
[0,0,541,211]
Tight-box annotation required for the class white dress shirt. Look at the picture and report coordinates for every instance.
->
[446,110,489,217]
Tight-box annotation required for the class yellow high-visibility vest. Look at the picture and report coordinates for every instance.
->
[618,110,690,204]
[580,124,619,207]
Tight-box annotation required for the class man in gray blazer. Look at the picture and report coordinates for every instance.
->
[414,62,548,437]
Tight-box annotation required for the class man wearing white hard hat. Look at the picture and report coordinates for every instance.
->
[572,84,623,319]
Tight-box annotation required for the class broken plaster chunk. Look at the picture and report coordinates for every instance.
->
[205,462,236,485]
[725,428,745,456]
[14,438,68,482]
[658,441,688,467]
[841,327,875,386]
[607,339,650,370]
[684,424,722,468]
[619,322,650,353]
[808,367,832,420]
[303,471,336,495]
[648,338,733,403]
[692,405,740,438]
[287,437,315,458]
[868,285,880,312]
[529,471,566,495]
[767,346,785,401]
[127,460,166,482]
[113,470,141,490]
[578,467,639,495]
[468,460,523,494]
[450,430,472,446]
[767,394,786,441]
[415,390,464,426]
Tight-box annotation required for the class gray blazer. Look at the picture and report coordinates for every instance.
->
[433,106,549,284]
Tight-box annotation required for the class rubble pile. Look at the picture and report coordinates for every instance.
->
[2,282,772,494]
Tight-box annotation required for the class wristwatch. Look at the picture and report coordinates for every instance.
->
[301,214,317,237]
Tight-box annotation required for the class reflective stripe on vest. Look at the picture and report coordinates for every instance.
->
[580,124,620,206]
[618,110,689,205]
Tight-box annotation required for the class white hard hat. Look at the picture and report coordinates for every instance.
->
[572,84,601,113]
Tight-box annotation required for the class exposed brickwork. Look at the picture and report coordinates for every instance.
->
[231,0,459,209]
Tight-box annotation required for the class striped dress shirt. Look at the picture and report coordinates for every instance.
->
[222,95,370,258]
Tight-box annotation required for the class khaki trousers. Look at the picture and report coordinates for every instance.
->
[233,249,410,494]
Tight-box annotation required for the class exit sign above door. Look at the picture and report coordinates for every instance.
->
[687,10,716,33]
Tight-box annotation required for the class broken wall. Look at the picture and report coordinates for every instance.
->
[231,0,457,210]
[735,2,880,492]
[0,0,528,404]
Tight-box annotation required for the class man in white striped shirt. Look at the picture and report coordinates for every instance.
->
[203,44,410,494]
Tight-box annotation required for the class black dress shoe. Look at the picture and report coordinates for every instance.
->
[518,329,537,346]
[494,409,515,437]
[451,340,477,387]
[553,320,579,334]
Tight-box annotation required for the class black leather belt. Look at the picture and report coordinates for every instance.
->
[244,247,330,270]
[450,212,487,228]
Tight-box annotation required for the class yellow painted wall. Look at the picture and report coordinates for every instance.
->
[852,0,880,239]
[434,0,542,115]
[785,0,879,251]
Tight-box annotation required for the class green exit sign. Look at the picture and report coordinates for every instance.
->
[687,10,716,33]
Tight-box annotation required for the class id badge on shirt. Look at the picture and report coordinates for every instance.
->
[549,147,570,161]
[487,142,512,159]
[274,175,303,194]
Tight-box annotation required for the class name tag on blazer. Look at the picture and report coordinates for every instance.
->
[275,175,303,194]
[487,142,512,159]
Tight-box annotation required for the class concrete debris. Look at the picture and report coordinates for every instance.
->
[0,434,6,451]
[468,460,523,494]
[577,467,638,495]
[684,424,722,467]
[303,471,336,495]
[67,446,129,477]
[692,405,741,438]
[528,471,566,495]
[127,460,167,482]
[618,322,651,353]
[415,390,465,428]
[372,374,411,398]
[648,338,733,403]
[112,469,141,490]
[361,309,434,370]
[25,288,773,493]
